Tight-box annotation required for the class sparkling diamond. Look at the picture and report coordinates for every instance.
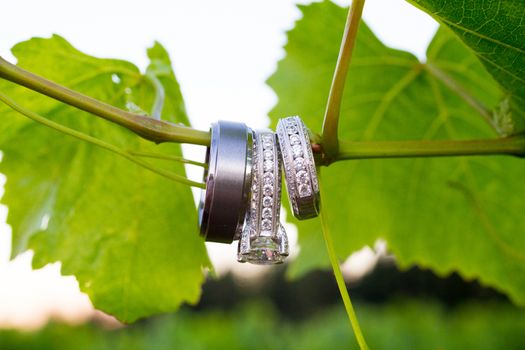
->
[241,238,248,250]
[298,183,312,197]
[292,144,303,158]
[242,236,284,265]
[262,134,273,142]
[263,172,274,185]
[263,160,273,172]
[289,134,301,145]
[286,124,298,135]
[263,185,273,196]
[262,207,272,219]
[261,219,272,231]
[277,223,289,256]
[238,225,255,259]
[239,230,251,255]
[294,157,305,171]
[263,150,273,160]
[296,170,310,185]
[262,134,273,149]
[263,196,273,207]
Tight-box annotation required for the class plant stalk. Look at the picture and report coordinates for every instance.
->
[2,57,524,165]
[0,91,206,188]
[321,0,366,161]
[329,137,525,164]
[319,175,369,349]
[128,150,208,168]
[0,56,210,145]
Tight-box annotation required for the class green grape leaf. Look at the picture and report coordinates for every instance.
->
[268,1,525,304]
[406,0,525,134]
[0,35,210,322]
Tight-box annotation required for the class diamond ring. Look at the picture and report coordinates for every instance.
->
[276,116,320,220]
[238,129,288,264]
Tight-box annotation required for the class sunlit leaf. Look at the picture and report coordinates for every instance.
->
[407,0,525,133]
[268,1,525,304]
[0,35,210,322]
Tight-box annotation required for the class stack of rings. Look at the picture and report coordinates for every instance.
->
[199,117,319,265]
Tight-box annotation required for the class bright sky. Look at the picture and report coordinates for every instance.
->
[0,0,437,328]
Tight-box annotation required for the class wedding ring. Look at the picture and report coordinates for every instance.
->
[198,121,252,243]
[238,129,289,264]
[276,116,320,219]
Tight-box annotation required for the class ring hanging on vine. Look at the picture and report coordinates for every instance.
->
[198,121,252,243]
[198,118,321,264]
[238,129,289,264]
[277,116,320,219]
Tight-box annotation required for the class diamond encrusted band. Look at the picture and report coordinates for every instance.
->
[276,116,320,220]
[238,129,288,264]
[198,121,253,243]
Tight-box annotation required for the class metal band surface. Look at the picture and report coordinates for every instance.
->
[276,116,320,220]
[198,121,252,243]
[238,130,288,264]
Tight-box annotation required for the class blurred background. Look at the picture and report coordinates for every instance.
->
[1,0,524,348]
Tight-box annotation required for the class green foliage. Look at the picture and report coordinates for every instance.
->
[1,0,525,325]
[1,301,525,350]
[268,1,525,304]
[407,0,525,133]
[0,36,210,322]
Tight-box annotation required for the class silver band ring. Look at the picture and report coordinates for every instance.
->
[276,116,320,220]
[238,129,288,264]
[198,121,252,243]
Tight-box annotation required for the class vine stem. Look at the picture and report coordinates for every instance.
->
[2,53,525,162]
[321,0,366,161]
[319,175,369,349]
[0,56,210,145]
[0,91,206,189]
[128,150,208,168]
[328,136,525,164]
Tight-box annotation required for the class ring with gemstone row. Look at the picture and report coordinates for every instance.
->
[238,129,288,265]
[198,121,253,243]
[276,116,320,220]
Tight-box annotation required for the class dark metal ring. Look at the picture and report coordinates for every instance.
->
[198,121,252,243]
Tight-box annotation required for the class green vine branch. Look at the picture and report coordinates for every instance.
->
[0,56,210,145]
[319,175,369,349]
[318,1,369,346]
[2,53,525,167]
[325,136,525,164]
[129,150,208,168]
[0,91,206,189]
[321,0,366,161]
